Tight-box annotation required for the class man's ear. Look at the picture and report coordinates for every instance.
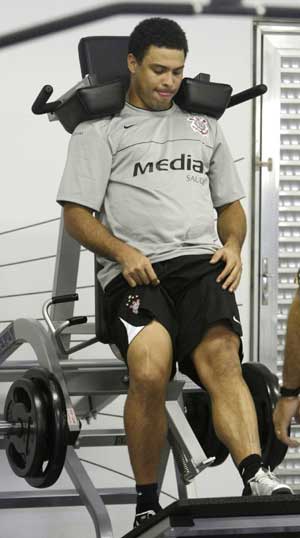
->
[127,53,138,74]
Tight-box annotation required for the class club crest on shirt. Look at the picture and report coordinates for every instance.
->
[126,294,141,315]
[187,116,209,136]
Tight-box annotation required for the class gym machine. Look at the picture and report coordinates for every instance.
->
[1,35,299,538]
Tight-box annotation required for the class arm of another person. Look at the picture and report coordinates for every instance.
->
[63,202,160,288]
[273,290,300,447]
[210,200,246,292]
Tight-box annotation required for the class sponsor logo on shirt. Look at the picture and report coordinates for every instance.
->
[187,116,209,136]
[133,153,204,177]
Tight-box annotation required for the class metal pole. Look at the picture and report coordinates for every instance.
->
[1,2,300,50]
[0,421,22,435]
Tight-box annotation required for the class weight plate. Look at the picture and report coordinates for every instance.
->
[4,377,48,478]
[23,368,68,488]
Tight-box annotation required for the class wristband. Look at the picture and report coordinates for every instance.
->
[280,386,300,397]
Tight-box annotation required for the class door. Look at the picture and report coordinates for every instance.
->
[253,22,300,490]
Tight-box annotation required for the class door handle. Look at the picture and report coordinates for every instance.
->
[262,275,269,305]
[256,157,273,172]
[261,256,271,306]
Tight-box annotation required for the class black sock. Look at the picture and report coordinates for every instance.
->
[136,483,161,514]
[238,454,264,486]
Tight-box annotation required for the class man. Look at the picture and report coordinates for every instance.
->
[57,17,292,527]
[273,281,300,447]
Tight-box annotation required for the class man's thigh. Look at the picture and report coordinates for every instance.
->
[176,267,243,386]
[127,320,173,383]
[104,280,177,378]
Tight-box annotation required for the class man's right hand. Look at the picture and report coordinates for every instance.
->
[116,245,160,288]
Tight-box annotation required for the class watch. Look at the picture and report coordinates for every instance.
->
[280,386,300,397]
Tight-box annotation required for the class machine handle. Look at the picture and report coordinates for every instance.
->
[51,294,79,304]
[67,316,88,326]
[228,84,267,108]
[32,85,61,114]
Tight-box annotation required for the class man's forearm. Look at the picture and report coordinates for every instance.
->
[63,203,129,263]
[217,200,247,250]
[283,291,300,388]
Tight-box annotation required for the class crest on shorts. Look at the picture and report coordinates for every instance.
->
[126,294,141,315]
[187,115,209,136]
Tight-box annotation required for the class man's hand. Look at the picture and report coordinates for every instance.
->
[116,244,160,288]
[273,397,300,448]
[210,240,242,292]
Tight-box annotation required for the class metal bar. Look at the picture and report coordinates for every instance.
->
[65,337,99,355]
[53,322,95,334]
[66,370,129,396]
[74,393,119,420]
[0,358,126,371]
[78,428,126,447]
[0,324,22,364]
[51,213,81,325]
[65,446,113,538]
[0,487,136,509]
[1,3,300,50]
[50,216,82,353]
[0,3,193,49]
[0,360,128,389]
[0,421,19,435]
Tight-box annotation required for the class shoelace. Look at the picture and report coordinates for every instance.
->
[249,468,278,485]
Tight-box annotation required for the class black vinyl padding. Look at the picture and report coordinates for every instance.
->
[79,36,130,88]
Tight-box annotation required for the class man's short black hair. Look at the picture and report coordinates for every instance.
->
[128,17,188,62]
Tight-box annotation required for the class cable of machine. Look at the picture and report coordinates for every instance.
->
[79,457,178,501]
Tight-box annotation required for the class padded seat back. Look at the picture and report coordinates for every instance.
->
[79,36,130,88]
[78,37,129,345]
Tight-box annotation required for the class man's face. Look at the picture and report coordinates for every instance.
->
[127,45,185,111]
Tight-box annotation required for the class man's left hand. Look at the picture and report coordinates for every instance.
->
[210,241,242,293]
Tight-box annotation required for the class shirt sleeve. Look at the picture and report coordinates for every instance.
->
[56,120,112,212]
[209,121,245,208]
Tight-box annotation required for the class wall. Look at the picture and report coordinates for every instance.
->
[0,3,253,537]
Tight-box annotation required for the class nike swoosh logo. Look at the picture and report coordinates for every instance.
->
[124,124,135,129]
[233,315,241,325]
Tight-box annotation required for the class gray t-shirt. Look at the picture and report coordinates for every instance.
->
[57,102,245,289]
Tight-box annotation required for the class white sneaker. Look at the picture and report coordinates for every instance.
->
[134,509,156,528]
[245,467,293,496]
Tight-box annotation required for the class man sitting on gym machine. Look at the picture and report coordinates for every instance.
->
[57,17,292,528]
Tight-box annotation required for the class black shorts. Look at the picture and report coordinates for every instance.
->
[103,255,243,385]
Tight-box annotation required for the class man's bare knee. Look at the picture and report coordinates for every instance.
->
[127,320,173,393]
[193,322,239,361]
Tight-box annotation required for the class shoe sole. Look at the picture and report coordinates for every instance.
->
[271,487,293,495]
[243,485,293,496]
